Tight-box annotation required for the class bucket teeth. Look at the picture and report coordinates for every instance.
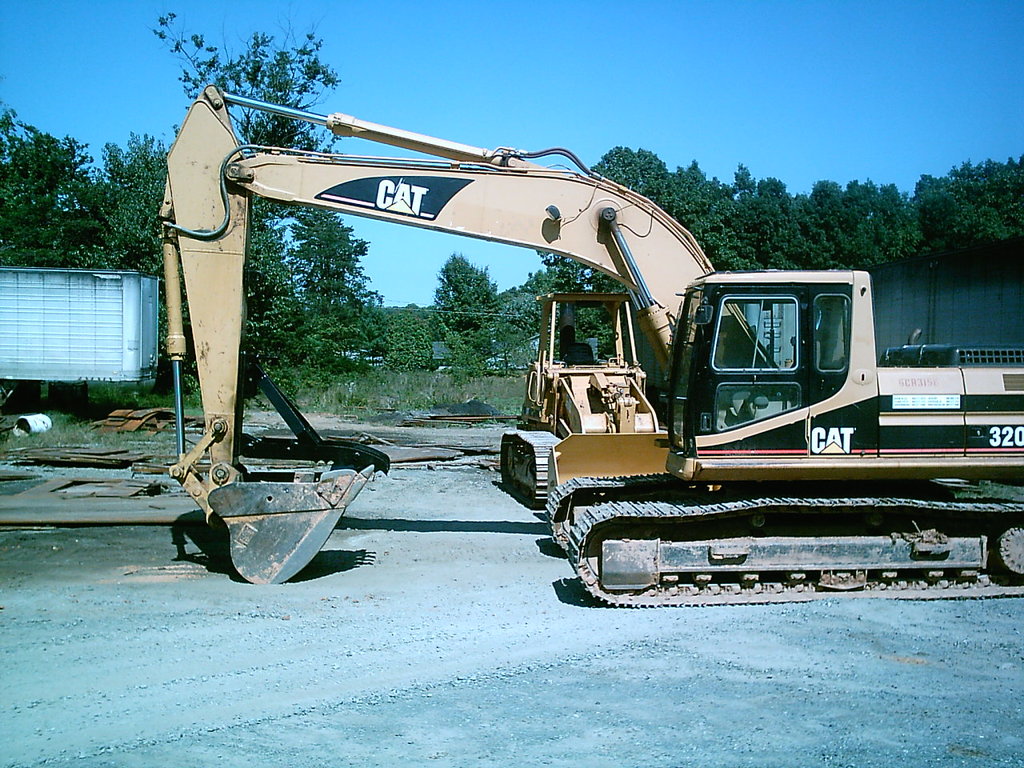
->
[209,467,372,584]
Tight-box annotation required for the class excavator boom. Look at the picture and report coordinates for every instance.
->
[161,86,712,582]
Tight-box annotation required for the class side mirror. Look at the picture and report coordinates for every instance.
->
[694,304,713,326]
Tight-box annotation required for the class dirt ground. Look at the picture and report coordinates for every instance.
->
[1,419,1023,767]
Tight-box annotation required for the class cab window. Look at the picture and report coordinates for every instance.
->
[712,297,798,371]
[715,383,802,431]
[813,294,850,372]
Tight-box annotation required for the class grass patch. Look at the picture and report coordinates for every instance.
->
[1,373,526,452]
[0,412,176,454]
[286,370,526,416]
[85,382,176,416]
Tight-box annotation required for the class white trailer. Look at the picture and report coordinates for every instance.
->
[0,267,159,399]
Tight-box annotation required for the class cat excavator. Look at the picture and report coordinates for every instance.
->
[162,86,1024,601]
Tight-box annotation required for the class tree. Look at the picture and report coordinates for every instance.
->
[286,208,382,371]
[0,110,105,267]
[97,134,168,275]
[288,209,378,313]
[593,146,671,201]
[241,203,302,365]
[796,179,921,268]
[492,281,544,372]
[433,254,500,375]
[666,161,738,264]
[726,173,803,270]
[154,13,339,151]
[382,309,434,371]
[915,157,1024,253]
[154,13,389,379]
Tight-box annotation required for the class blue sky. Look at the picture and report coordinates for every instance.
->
[2,0,1022,305]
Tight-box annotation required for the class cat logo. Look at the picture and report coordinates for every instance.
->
[810,426,855,455]
[376,179,428,217]
[315,176,473,221]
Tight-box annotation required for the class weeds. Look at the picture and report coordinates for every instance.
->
[284,369,525,415]
[2,372,524,452]
[0,412,176,453]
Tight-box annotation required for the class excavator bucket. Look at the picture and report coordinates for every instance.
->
[209,466,374,584]
[194,364,390,584]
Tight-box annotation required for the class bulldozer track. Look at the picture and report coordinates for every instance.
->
[550,477,1024,606]
[500,431,561,508]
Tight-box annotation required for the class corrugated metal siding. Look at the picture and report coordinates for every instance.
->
[0,268,159,384]
[869,238,1024,352]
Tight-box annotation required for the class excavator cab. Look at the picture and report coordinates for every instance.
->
[668,270,1024,484]
[668,273,864,474]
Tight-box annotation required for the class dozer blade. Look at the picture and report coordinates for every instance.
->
[550,432,670,487]
[208,466,373,584]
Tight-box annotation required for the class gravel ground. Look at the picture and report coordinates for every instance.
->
[1,423,1023,767]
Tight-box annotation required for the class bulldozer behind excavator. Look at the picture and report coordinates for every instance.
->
[500,293,669,506]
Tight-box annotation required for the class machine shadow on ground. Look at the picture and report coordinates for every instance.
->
[338,517,547,536]
[551,577,605,607]
[290,549,375,582]
[169,521,377,583]
[170,521,241,580]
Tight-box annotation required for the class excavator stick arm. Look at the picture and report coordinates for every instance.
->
[163,88,389,583]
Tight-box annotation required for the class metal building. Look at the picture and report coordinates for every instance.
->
[869,237,1024,353]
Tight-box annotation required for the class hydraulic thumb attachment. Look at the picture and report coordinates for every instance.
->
[172,362,390,585]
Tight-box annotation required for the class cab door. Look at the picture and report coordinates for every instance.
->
[691,287,810,453]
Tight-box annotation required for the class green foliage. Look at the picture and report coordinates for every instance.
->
[798,179,922,268]
[288,209,378,311]
[97,134,168,274]
[0,112,167,274]
[433,253,501,376]
[282,209,383,373]
[154,13,390,382]
[595,146,672,200]
[535,251,620,294]
[240,200,302,364]
[590,146,1023,273]
[383,309,434,371]
[5,20,1024,398]
[287,368,524,417]
[915,158,1024,253]
[154,13,339,151]
[0,110,105,267]
[492,282,544,372]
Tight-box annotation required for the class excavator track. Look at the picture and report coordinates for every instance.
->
[550,478,1024,606]
[547,474,674,550]
[500,431,561,508]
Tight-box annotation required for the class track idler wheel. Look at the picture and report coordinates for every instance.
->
[208,466,374,584]
[995,527,1024,576]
